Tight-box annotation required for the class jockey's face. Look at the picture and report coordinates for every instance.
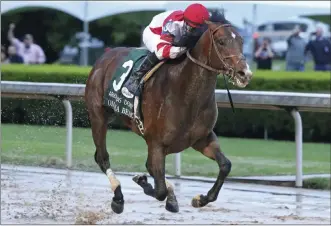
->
[184,22,196,34]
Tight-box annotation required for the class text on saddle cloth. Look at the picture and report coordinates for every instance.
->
[103,48,164,135]
[103,48,150,119]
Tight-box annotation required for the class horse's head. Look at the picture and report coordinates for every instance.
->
[188,12,253,88]
[205,20,253,88]
[207,20,253,88]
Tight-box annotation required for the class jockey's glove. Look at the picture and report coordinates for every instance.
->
[171,46,187,57]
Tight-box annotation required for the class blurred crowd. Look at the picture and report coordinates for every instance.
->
[1,23,46,65]
[254,26,331,71]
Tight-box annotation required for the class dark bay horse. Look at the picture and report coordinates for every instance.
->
[85,19,253,214]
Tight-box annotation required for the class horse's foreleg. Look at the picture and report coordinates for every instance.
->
[89,106,124,214]
[133,144,180,212]
[191,131,232,208]
[132,158,179,213]
[132,161,155,197]
[145,145,168,202]
[164,178,179,213]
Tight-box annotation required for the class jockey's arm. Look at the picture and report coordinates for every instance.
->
[155,21,189,59]
[160,21,190,47]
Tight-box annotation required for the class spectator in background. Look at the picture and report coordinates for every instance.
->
[285,25,306,71]
[253,32,260,53]
[7,23,46,65]
[7,45,24,64]
[254,37,274,70]
[305,27,331,71]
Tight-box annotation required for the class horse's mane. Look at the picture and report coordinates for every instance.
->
[208,9,232,25]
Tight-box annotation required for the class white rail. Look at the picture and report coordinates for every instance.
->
[1,81,330,188]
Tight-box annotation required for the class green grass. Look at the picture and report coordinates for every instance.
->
[303,177,331,190]
[1,124,330,178]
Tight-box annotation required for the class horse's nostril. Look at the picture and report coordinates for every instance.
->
[237,71,245,77]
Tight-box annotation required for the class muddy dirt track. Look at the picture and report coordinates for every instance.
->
[1,164,330,224]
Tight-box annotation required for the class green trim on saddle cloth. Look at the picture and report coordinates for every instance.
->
[103,48,150,120]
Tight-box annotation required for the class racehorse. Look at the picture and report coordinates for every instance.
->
[84,15,253,214]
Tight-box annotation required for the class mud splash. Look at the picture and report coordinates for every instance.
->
[1,164,330,224]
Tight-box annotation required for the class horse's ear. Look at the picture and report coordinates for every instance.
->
[205,20,213,25]
[205,20,217,31]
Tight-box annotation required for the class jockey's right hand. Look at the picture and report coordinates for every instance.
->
[172,46,187,57]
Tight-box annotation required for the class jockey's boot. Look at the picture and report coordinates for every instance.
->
[123,51,160,96]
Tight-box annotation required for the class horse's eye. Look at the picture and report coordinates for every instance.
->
[218,39,225,45]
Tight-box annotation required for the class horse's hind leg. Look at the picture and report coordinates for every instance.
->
[89,106,124,214]
[191,131,231,208]
[132,158,179,213]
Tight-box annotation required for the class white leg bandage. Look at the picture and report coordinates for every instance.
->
[106,168,120,192]
[165,179,174,192]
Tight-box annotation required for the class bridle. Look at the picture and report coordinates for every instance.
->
[186,23,244,78]
[186,23,244,113]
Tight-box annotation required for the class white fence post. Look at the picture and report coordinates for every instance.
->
[175,153,181,177]
[291,109,303,188]
[62,100,73,169]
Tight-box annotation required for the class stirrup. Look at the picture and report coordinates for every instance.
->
[128,78,143,97]
[123,72,142,95]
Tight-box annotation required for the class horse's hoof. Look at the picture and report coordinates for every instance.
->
[111,199,124,214]
[165,196,179,213]
[191,194,208,208]
[132,174,148,185]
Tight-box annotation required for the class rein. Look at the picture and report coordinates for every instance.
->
[186,23,238,113]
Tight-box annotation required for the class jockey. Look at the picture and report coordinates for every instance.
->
[123,3,210,95]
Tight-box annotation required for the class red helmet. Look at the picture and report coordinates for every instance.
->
[183,3,210,28]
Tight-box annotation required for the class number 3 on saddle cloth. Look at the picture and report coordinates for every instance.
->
[103,48,164,135]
